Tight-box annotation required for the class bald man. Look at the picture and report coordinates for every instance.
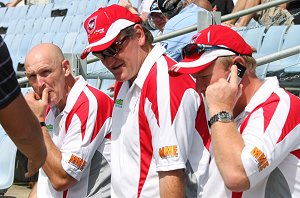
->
[25,43,113,198]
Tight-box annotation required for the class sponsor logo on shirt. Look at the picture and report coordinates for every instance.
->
[68,154,86,171]
[46,124,53,132]
[250,147,269,172]
[114,99,123,108]
[159,145,178,159]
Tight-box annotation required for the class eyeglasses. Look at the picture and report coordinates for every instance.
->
[181,44,240,59]
[93,35,130,60]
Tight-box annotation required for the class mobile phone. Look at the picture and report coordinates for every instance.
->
[226,62,246,84]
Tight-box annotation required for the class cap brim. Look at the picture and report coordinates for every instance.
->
[169,49,236,74]
[81,36,118,59]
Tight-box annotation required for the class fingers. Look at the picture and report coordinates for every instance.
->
[228,64,239,86]
[41,88,49,104]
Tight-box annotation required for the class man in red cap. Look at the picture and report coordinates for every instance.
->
[171,25,300,198]
[81,4,210,198]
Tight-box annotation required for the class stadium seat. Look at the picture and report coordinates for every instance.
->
[281,25,300,73]
[69,14,85,32]
[52,32,67,48]
[31,17,46,33]
[73,32,88,54]
[49,16,64,33]
[256,25,288,77]
[61,32,79,53]
[41,3,54,18]
[107,0,120,6]
[22,18,35,34]
[42,32,55,43]
[66,1,79,16]
[60,15,73,32]
[28,32,44,51]
[3,34,14,49]
[9,34,24,71]
[18,33,35,65]
[40,17,55,33]
[242,26,266,53]
[11,5,29,20]
[4,19,18,35]
[26,4,46,19]
[2,7,15,22]
[0,8,7,23]
[0,127,17,196]
[12,19,27,35]
[75,0,88,15]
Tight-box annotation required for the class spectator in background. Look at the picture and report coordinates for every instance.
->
[81,4,210,197]
[224,0,294,27]
[148,0,168,35]
[24,43,113,198]
[0,36,46,178]
[209,0,234,15]
[157,0,209,61]
[5,0,48,7]
[170,24,300,198]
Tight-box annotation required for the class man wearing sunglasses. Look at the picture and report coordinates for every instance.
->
[170,25,300,197]
[81,4,210,198]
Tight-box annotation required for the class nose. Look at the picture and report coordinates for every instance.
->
[36,75,46,93]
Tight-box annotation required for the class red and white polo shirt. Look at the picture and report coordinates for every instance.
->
[111,44,210,197]
[37,76,113,198]
[203,77,300,198]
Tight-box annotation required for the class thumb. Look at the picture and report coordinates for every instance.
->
[41,88,49,104]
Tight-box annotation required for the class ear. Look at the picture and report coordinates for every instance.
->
[231,56,246,68]
[133,24,146,46]
[62,59,71,76]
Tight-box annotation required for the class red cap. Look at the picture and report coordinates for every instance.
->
[81,4,141,59]
[170,25,253,74]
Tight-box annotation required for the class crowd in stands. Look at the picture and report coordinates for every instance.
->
[1,0,300,197]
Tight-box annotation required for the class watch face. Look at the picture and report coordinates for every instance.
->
[218,111,233,122]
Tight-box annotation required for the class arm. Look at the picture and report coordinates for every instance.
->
[6,0,22,7]
[205,65,250,191]
[195,0,213,11]
[159,169,185,198]
[0,94,47,177]
[25,89,77,191]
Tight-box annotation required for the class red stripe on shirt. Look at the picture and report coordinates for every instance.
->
[65,92,89,140]
[137,82,154,197]
[165,55,196,123]
[240,93,280,134]
[232,191,243,198]
[87,85,113,142]
[291,149,300,159]
[277,92,300,143]
[63,190,68,198]
[195,94,211,151]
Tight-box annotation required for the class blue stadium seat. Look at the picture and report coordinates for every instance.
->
[107,0,120,6]
[40,17,55,33]
[31,17,45,33]
[18,33,35,65]
[12,5,29,20]
[256,25,288,77]
[52,32,67,48]
[49,16,64,33]
[42,32,55,43]
[75,0,88,15]
[95,0,109,9]
[73,32,88,54]
[281,25,300,73]
[3,34,14,49]
[28,32,44,51]
[0,127,17,196]
[0,8,7,23]
[69,14,85,32]
[41,3,54,18]
[23,18,35,34]
[242,26,266,53]
[61,32,79,53]
[26,4,45,19]
[13,19,27,35]
[4,19,18,35]
[9,34,24,71]
[66,1,79,16]
[2,7,15,22]
[60,15,73,32]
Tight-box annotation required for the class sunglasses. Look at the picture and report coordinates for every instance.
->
[181,44,240,59]
[93,35,130,60]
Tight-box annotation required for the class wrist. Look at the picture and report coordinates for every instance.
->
[40,121,46,127]
[208,111,234,128]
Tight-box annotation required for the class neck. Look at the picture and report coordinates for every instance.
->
[233,75,263,117]
[57,76,76,111]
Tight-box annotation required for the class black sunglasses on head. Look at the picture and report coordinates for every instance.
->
[181,43,240,59]
[93,35,130,60]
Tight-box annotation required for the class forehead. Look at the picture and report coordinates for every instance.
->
[25,56,59,73]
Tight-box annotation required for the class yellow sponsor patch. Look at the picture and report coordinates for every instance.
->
[68,154,86,171]
[250,147,269,172]
[159,145,178,159]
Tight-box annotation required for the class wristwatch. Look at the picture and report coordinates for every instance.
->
[208,111,234,128]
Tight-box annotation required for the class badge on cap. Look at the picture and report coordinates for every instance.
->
[87,16,97,33]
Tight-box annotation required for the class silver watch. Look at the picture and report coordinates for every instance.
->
[208,111,234,128]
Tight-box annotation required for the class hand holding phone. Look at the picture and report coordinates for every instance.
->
[226,62,246,84]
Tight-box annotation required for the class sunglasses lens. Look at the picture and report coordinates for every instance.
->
[101,47,117,58]
[182,44,201,58]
